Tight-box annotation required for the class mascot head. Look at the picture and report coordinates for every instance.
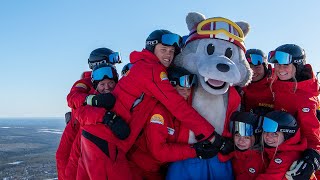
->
[175,12,252,95]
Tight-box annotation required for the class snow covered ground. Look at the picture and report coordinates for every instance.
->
[0,118,65,179]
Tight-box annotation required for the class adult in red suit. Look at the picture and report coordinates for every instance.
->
[56,48,120,180]
[268,44,320,180]
[242,49,274,115]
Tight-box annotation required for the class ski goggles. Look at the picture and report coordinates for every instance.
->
[146,34,182,48]
[170,74,197,88]
[89,52,122,65]
[230,121,254,136]
[121,63,133,76]
[262,117,296,134]
[268,51,292,65]
[262,117,278,132]
[247,54,264,65]
[185,17,246,51]
[92,66,116,81]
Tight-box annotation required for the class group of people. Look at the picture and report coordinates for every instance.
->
[55,27,320,180]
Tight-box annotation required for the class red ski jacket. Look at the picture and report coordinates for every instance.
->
[256,129,307,179]
[242,67,274,113]
[272,64,320,152]
[230,149,266,180]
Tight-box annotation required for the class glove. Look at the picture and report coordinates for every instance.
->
[103,111,130,140]
[211,132,234,155]
[85,93,116,110]
[192,140,220,159]
[65,111,71,124]
[285,149,320,180]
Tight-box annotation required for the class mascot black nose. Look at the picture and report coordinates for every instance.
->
[216,63,230,72]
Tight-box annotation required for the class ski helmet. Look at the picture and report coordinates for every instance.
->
[167,66,197,88]
[91,63,119,89]
[263,111,298,140]
[121,63,133,77]
[246,49,267,67]
[145,29,182,55]
[88,48,122,69]
[229,112,261,145]
[269,44,306,78]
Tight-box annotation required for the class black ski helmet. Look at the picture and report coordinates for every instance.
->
[121,63,133,77]
[167,66,197,88]
[88,48,121,69]
[246,49,267,66]
[275,44,306,77]
[91,63,119,89]
[145,29,182,55]
[229,112,261,145]
[263,111,298,140]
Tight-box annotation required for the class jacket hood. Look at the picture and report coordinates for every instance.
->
[264,129,307,157]
[273,64,319,96]
[130,49,161,64]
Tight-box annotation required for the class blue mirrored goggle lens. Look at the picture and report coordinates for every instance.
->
[161,34,182,48]
[178,74,197,88]
[109,52,121,64]
[248,54,264,65]
[262,117,279,132]
[268,51,292,64]
[234,121,254,136]
[92,67,114,81]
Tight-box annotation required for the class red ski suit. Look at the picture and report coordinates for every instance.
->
[256,129,307,179]
[56,71,93,180]
[272,64,320,152]
[242,67,273,112]
[65,128,81,179]
[73,49,217,179]
[227,149,266,180]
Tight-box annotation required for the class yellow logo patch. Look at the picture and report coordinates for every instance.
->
[160,72,168,81]
[150,114,164,125]
[75,83,87,89]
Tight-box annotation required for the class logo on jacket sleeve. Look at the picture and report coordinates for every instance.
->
[160,72,168,81]
[302,107,310,113]
[248,168,256,174]
[167,127,175,135]
[75,83,87,89]
[150,114,164,125]
[275,158,282,164]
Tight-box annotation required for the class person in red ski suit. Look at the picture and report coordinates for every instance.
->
[65,63,118,180]
[55,47,120,180]
[221,112,266,180]
[127,66,202,179]
[268,44,320,180]
[256,111,308,179]
[241,49,274,116]
[73,29,227,179]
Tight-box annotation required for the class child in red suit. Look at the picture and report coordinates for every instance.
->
[256,111,307,179]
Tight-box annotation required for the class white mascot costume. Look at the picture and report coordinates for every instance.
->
[166,12,252,179]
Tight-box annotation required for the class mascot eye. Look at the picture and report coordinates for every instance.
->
[207,44,215,55]
[225,48,233,58]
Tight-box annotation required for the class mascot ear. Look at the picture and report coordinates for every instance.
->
[186,12,206,31]
[236,21,250,37]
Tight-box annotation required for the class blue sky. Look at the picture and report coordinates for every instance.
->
[1,1,319,117]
